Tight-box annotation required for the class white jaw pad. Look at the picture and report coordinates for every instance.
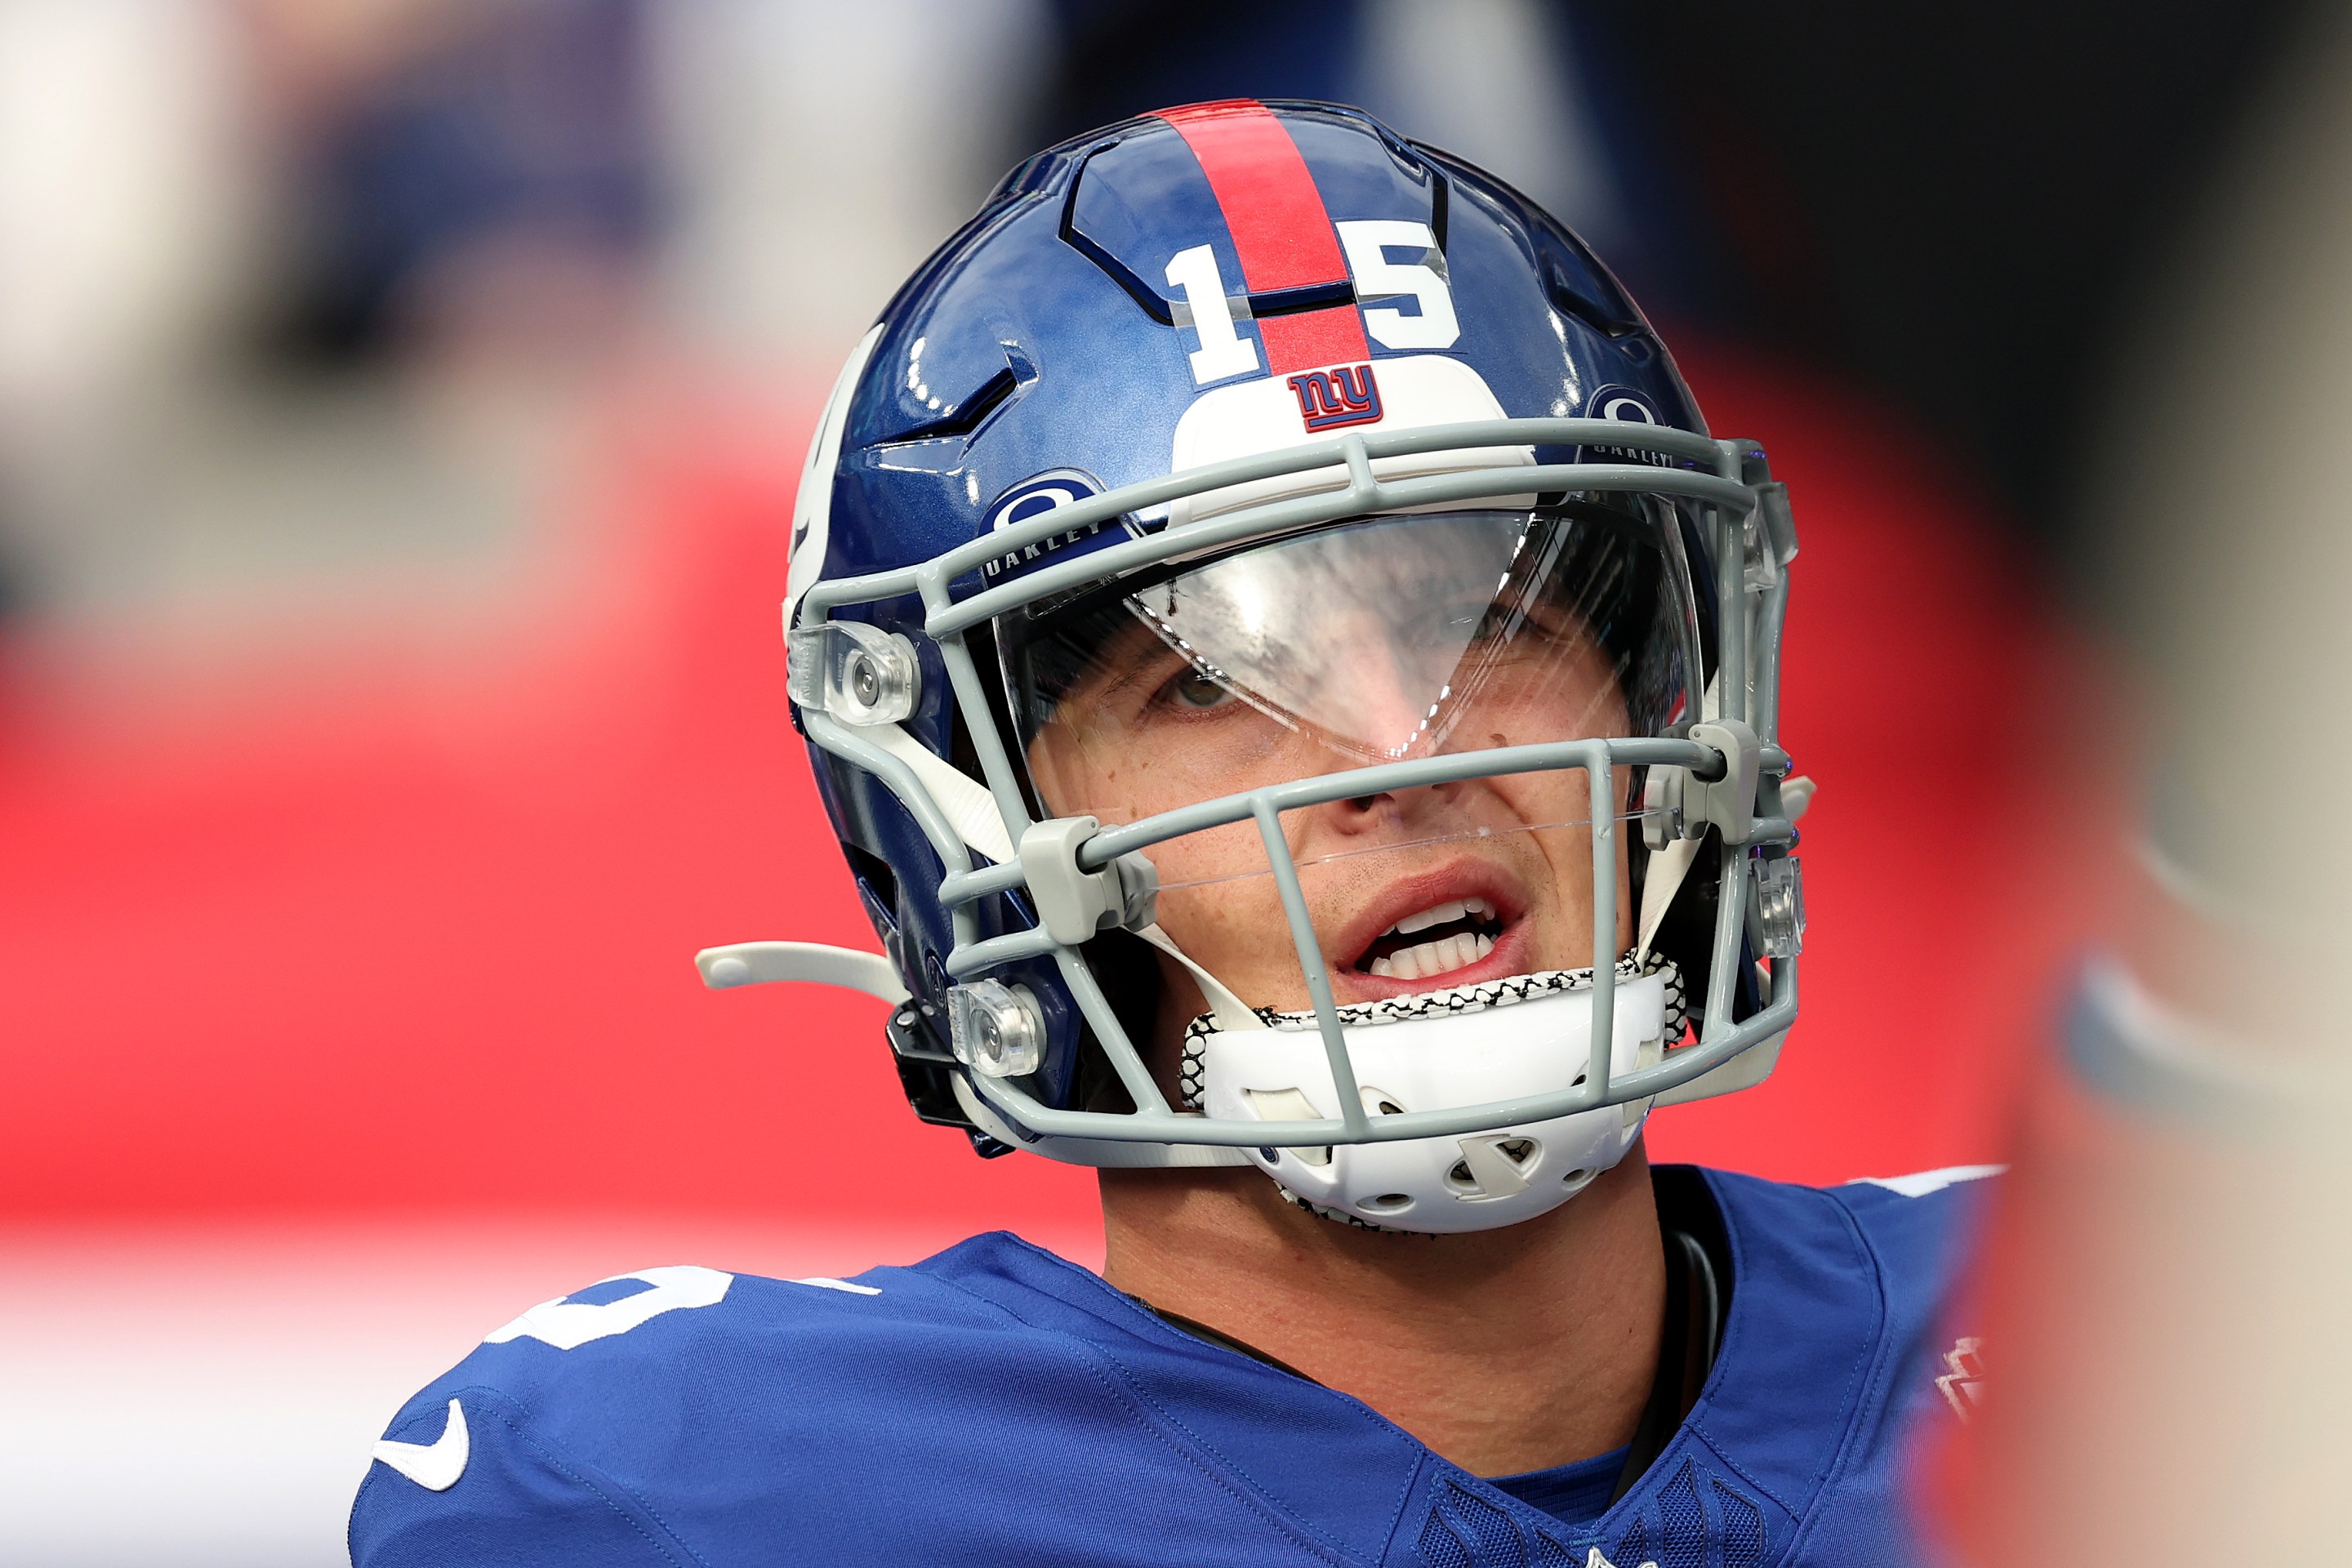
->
[1193,967,1670,1235]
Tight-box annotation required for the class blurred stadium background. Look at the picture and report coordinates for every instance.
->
[0,2,2317,1562]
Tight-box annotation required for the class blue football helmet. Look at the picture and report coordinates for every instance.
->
[698,100,1807,1233]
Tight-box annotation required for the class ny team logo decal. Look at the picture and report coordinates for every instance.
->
[1288,363,1383,431]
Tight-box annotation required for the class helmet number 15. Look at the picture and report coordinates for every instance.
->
[1166,220,1459,386]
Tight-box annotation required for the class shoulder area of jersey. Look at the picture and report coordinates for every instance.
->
[1826,1162,2006,1291]
[478,1258,882,1350]
[363,1235,1042,1433]
[438,1233,1062,1365]
[356,1234,1094,1508]
[1696,1160,2003,1309]
[1837,1163,2007,1203]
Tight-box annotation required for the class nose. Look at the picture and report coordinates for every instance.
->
[1318,628,1446,761]
[1272,610,1477,853]
[1321,774,1466,840]
[1329,786,1406,841]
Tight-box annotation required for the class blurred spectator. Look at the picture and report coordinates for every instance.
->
[0,0,1047,649]
[256,0,659,368]
[652,0,1047,363]
[1038,0,2316,555]
[1935,7,2352,1558]
[0,0,255,623]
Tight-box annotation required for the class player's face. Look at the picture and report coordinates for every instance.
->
[1021,511,1640,1033]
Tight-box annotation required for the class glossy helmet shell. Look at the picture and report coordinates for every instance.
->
[789,100,1732,1148]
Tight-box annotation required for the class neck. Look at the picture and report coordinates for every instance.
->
[1098,1145,1665,1477]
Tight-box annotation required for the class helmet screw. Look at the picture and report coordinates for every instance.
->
[848,652,883,707]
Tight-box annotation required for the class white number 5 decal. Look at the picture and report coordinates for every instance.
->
[1336,220,1459,350]
[484,1265,733,1350]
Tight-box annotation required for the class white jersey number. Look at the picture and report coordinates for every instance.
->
[484,1265,733,1351]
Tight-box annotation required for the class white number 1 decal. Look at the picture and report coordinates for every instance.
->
[1336,220,1459,350]
[1165,244,1258,385]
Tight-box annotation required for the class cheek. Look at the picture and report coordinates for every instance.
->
[1029,710,1177,817]
[1028,724,1241,826]
[1025,728,1091,817]
[1490,773,1634,944]
[1486,766,1607,832]
[1479,733,1639,840]
[1154,878,1285,964]
[1126,817,1273,894]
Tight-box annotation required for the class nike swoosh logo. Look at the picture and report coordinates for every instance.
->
[373,1398,469,1491]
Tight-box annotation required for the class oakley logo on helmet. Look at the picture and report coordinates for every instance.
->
[982,470,1116,581]
[1579,385,1678,469]
[1287,363,1383,431]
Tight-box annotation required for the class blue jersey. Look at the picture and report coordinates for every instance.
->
[350,1166,1992,1567]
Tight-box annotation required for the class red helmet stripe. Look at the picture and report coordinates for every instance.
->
[1152,100,1371,375]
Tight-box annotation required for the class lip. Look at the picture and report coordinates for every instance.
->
[1322,857,1535,1004]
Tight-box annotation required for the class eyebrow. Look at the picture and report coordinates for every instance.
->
[1058,618,1189,712]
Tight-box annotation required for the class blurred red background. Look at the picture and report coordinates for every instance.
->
[0,350,2099,1236]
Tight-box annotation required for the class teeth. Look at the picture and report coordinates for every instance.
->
[1394,898,1464,936]
[1365,897,1503,981]
[1388,895,1496,938]
[1369,929,1495,980]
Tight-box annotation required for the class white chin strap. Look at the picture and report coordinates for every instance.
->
[1183,962,1677,1235]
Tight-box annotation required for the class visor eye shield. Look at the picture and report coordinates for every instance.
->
[754,420,1802,1162]
[1001,501,1693,900]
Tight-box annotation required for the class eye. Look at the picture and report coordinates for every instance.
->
[1441,599,1522,653]
[1158,667,1234,711]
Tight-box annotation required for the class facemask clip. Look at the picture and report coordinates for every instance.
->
[1018,816,1158,945]
[1644,718,1762,848]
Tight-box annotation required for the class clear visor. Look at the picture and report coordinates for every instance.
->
[998,504,1698,982]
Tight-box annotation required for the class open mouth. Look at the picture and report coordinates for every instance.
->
[1354,896,1506,981]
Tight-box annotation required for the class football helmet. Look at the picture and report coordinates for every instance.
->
[699,100,1807,1234]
